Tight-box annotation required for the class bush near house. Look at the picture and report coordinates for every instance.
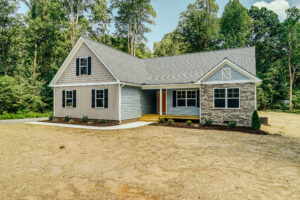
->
[64,115,71,122]
[81,115,88,123]
[251,110,261,130]
[204,118,213,126]
[0,111,50,120]
[168,119,174,126]
[98,119,107,124]
[158,117,166,123]
[186,120,192,126]
[228,121,237,128]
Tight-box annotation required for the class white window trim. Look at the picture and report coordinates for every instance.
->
[79,57,88,75]
[65,90,73,108]
[95,89,104,108]
[176,90,197,107]
[213,88,240,109]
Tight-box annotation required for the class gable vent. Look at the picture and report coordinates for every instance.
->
[222,68,231,81]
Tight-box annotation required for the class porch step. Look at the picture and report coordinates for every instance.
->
[139,114,200,122]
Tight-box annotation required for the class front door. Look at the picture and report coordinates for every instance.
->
[158,92,166,113]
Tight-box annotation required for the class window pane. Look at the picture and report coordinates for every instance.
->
[214,99,225,108]
[187,91,196,98]
[234,88,239,97]
[66,99,72,107]
[80,58,87,66]
[214,89,225,98]
[81,66,87,75]
[96,90,103,98]
[66,91,72,98]
[96,99,104,107]
[178,99,186,107]
[228,99,239,108]
[187,99,196,107]
[228,88,239,98]
[227,89,233,98]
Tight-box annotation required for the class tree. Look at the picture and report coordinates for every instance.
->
[220,0,253,48]
[175,0,220,52]
[112,0,156,56]
[251,110,260,130]
[0,0,20,76]
[281,7,300,112]
[153,32,185,56]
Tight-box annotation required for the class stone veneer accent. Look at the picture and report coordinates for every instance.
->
[201,83,256,127]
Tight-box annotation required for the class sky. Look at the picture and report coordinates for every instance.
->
[18,0,300,50]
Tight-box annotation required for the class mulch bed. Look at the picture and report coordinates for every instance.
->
[43,118,119,127]
[151,122,268,135]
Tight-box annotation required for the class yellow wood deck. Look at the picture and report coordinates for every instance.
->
[139,114,200,122]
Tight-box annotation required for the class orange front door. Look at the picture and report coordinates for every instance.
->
[158,92,166,113]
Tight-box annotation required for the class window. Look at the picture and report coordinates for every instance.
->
[214,88,240,109]
[222,68,231,81]
[66,91,73,107]
[177,90,197,107]
[80,58,88,75]
[95,90,104,108]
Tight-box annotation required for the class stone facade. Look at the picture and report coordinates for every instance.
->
[200,83,256,127]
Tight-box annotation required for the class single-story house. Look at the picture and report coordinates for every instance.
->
[49,36,261,126]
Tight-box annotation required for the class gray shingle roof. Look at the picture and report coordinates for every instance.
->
[83,36,256,85]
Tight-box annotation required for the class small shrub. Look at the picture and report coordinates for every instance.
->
[158,117,165,123]
[49,114,54,121]
[204,118,212,126]
[186,120,192,126]
[81,115,88,123]
[193,124,199,128]
[53,118,58,122]
[167,119,174,126]
[64,115,71,122]
[228,121,237,128]
[87,121,93,125]
[98,119,107,124]
[251,110,261,130]
[69,119,74,124]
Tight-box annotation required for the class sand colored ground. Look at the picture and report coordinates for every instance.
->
[259,111,300,138]
[0,122,299,200]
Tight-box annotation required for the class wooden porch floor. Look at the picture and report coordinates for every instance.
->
[139,114,200,122]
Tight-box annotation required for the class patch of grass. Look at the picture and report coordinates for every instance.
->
[0,111,51,120]
[264,109,300,115]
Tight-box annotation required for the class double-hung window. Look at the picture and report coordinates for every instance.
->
[214,88,239,109]
[96,90,104,108]
[80,58,88,75]
[177,90,197,107]
[66,91,73,107]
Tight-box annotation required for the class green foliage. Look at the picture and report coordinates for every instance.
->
[220,0,253,48]
[176,0,220,51]
[167,119,174,126]
[251,110,261,130]
[81,115,89,123]
[158,117,165,123]
[186,120,193,126]
[98,119,107,124]
[64,115,71,122]
[204,118,213,126]
[49,114,54,121]
[153,32,185,57]
[227,121,237,128]
[69,119,74,124]
[88,121,93,125]
[0,111,50,120]
[0,76,19,113]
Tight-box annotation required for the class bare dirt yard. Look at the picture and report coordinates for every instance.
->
[0,123,299,200]
[259,111,300,138]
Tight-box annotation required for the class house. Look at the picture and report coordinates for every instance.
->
[49,36,261,127]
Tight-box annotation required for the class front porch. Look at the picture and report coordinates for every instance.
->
[139,114,200,122]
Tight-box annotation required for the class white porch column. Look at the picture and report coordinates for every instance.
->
[159,88,162,116]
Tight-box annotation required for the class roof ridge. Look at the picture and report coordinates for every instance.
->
[145,46,255,60]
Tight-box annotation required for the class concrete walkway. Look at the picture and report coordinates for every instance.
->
[27,121,153,130]
[0,117,48,124]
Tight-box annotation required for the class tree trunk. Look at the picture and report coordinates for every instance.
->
[288,33,293,113]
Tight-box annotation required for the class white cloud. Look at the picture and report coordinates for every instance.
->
[253,0,290,20]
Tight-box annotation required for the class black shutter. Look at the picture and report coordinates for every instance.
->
[76,58,79,76]
[92,89,95,108]
[173,91,176,107]
[88,56,91,75]
[62,90,65,107]
[104,89,108,108]
[197,89,200,108]
[73,90,76,108]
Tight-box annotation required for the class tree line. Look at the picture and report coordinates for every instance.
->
[0,0,299,114]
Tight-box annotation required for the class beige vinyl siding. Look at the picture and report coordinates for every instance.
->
[57,43,116,84]
[54,84,119,120]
